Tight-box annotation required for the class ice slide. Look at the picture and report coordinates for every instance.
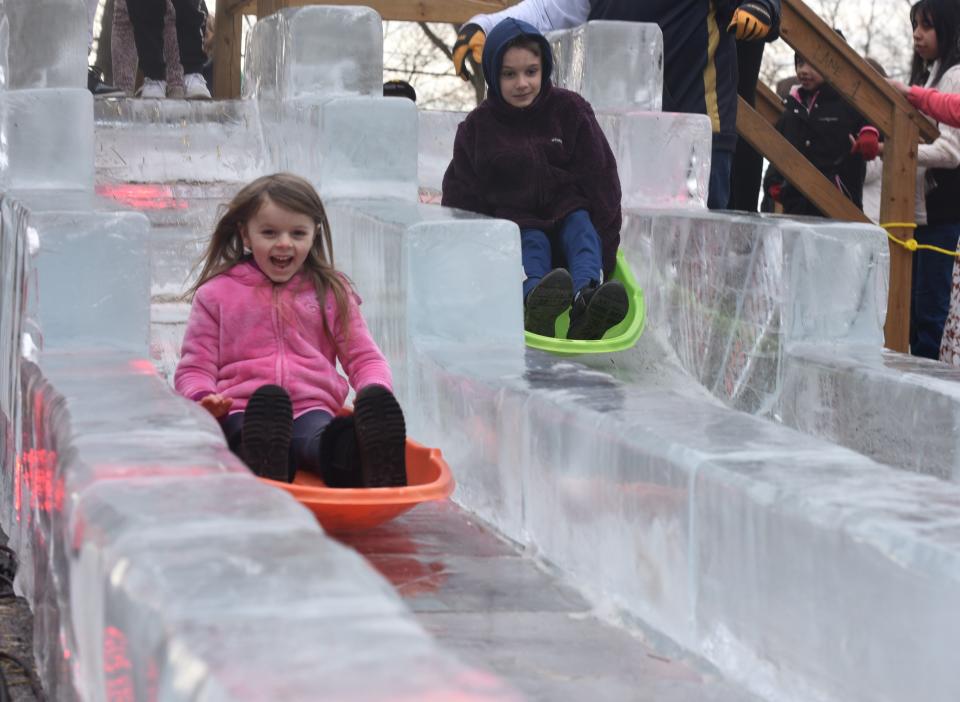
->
[3,3,960,701]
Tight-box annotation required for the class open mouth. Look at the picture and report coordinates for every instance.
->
[270,255,293,270]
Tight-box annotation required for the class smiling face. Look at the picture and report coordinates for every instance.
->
[499,46,542,108]
[795,57,825,92]
[913,10,940,62]
[240,196,316,284]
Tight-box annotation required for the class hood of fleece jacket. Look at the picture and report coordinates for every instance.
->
[481,18,554,104]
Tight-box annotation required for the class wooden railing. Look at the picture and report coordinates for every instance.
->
[212,0,937,352]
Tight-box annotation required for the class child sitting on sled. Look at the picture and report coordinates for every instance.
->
[174,172,406,488]
[442,18,626,340]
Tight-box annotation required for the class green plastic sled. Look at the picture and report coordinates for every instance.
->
[524,251,646,356]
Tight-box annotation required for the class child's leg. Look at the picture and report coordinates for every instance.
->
[559,210,628,340]
[220,412,244,454]
[240,385,294,482]
[522,227,573,336]
[353,385,407,488]
[556,209,603,292]
[521,228,553,299]
[289,410,334,477]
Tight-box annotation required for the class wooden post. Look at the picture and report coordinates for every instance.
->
[257,0,284,17]
[213,0,244,99]
[880,112,921,353]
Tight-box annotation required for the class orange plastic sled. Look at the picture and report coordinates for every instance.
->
[260,439,455,533]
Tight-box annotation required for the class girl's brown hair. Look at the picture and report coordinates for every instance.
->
[187,172,352,338]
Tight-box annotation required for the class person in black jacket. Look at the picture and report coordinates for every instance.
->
[443,19,626,341]
[763,51,880,216]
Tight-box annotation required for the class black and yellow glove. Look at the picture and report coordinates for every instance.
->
[452,23,486,80]
[727,2,772,41]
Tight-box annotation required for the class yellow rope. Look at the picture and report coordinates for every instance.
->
[880,222,960,257]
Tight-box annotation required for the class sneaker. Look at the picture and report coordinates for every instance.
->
[136,78,167,99]
[87,66,126,98]
[524,268,573,337]
[567,280,629,340]
[353,385,407,488]
[184,72,212,100]
[318,416,364,488]
[241,384,294,482]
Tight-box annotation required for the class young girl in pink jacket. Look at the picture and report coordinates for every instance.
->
[891,79,960,127]
[174,173,406,487]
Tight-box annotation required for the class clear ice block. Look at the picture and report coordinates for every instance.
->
[625,208,888,413]
[548,21,663,112]
[321,198,960,702]
[8,190,151,354]
[598,110,711,209]
[418,110,463,197]
[2,0,87,90]
[243,6,383,101]
[0,89,93,191]
[95,99,267,184]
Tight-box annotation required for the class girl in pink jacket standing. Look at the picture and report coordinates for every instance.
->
[174,173,406,487]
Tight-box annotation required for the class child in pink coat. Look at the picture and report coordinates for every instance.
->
[891,79,960,127]
[175,173,406,487]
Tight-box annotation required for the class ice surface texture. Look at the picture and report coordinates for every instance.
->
[1,0,87,90]
[548,21,663,112]
[0,194,520,701]
[329,198,960,702]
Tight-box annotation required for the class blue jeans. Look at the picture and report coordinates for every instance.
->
[521,209,602,298]
[911,223,960,359]
[222,408,333,475]
[708,146,733,210]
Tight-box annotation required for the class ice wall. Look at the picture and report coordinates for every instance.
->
[625,207,960,480]
[327,197,960,702]
[0,5,523,700]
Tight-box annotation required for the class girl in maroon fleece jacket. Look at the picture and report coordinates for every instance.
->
[442,18,626,340]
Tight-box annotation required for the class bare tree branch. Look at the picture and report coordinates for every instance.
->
[419,22,453,61]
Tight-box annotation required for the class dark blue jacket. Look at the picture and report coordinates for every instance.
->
[443,19,622,277]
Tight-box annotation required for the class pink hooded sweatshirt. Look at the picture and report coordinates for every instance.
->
[174,260,392,417]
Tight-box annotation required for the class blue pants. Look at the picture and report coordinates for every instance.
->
[522,209,602,299]
[911,223,960,359]
[708,146,733,210]
[222,409,333,474]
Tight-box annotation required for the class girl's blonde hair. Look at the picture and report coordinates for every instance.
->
[187,172,352,338]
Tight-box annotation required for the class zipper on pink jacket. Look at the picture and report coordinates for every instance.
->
[272,286,286,386]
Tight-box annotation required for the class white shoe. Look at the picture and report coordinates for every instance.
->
[137,78,166,99]
[184,73,211,100]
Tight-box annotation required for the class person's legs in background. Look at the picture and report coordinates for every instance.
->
[708,146,733,210]
[910,223,960,359]
[127,0,171,96]
[86,0,124,96]
[163,0,186,97]
[729,40,766,212]
[169,0,211,98]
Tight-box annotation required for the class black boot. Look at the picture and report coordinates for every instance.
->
[241,385,294,482]
[567,280,629,340]
[318,416,364,488]
[353,385,407,488]
[87,66,125,98]
[524,268,573,337]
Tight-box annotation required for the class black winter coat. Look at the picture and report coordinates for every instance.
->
[765,83,870,216]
